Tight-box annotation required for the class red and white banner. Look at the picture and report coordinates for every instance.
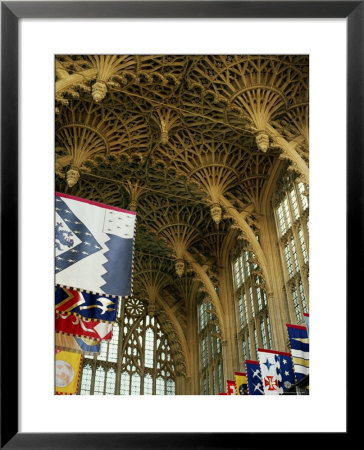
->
[258,348,287,395]
[55,312,113,341]
[226,379,237,395]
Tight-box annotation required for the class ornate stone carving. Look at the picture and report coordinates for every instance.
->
[256,132,269,152]
[152,108,179,145]
[92,81,108,102]
[129,200,137,211]
[175,259,185,277]
[55,55,309,395]
[171,342,182,352]
[210,203,222,224]
[66,167,80,187]
[147,301,157,317]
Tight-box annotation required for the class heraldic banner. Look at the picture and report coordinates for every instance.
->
[226,380,237,395]
[55,350,82,395]
[55,286,119,323]
[55,333,101,356]
[245,360,264,395]
[55,312,113,341]
[286,324,309,382]
[258,348,296,395]
[234,372,248,395]
[55,193,136,297]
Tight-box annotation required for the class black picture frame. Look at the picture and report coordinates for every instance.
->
[1,1,357,447]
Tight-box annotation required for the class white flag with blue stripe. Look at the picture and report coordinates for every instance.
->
[55,193,136,297]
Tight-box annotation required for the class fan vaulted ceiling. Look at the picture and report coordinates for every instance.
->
[55,55,309,372]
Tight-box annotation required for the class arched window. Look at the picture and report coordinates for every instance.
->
[273,171,309,325]
[232,240,272,366]
[105,368,116,395]
[78,298,178,395]
[97,322,119,363]
[79,363,92,395]
[198,299,223,395]
[93,366,105,395]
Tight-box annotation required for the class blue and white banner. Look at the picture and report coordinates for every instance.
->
[55,193,136,297]
[258,349,283,395]
[286,324,309,382]
[245,360,264,395]
[257,349,296,394]
[274,352,296,392]
[55,286,119,323]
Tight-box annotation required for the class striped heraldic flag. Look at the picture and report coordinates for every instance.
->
[286,324,309,382]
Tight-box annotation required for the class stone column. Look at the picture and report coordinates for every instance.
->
[184,376,192,395]
[186,294,200,394]
[176,374,186,395]
[258,210,289,352]
[221,339,229,384]
[217,260,238,378]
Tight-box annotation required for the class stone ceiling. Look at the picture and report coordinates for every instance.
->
[55,55,309,358]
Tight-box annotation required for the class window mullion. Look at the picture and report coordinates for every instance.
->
[292,225,306,270]
[301,215,310,254]
[295,279,305,324]
[89,356,97,395]
[115,318,123,394]
[283,239,293,280]
[152,317,157,395]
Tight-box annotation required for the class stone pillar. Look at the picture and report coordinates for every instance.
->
[217,259,238,378]
[186,293,200,394]
[259,210,290,352]
[176,374,186,395]
[184,376,192,395]
[221,339,229,384]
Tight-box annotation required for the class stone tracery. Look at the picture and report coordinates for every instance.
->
[55,55,309,395]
